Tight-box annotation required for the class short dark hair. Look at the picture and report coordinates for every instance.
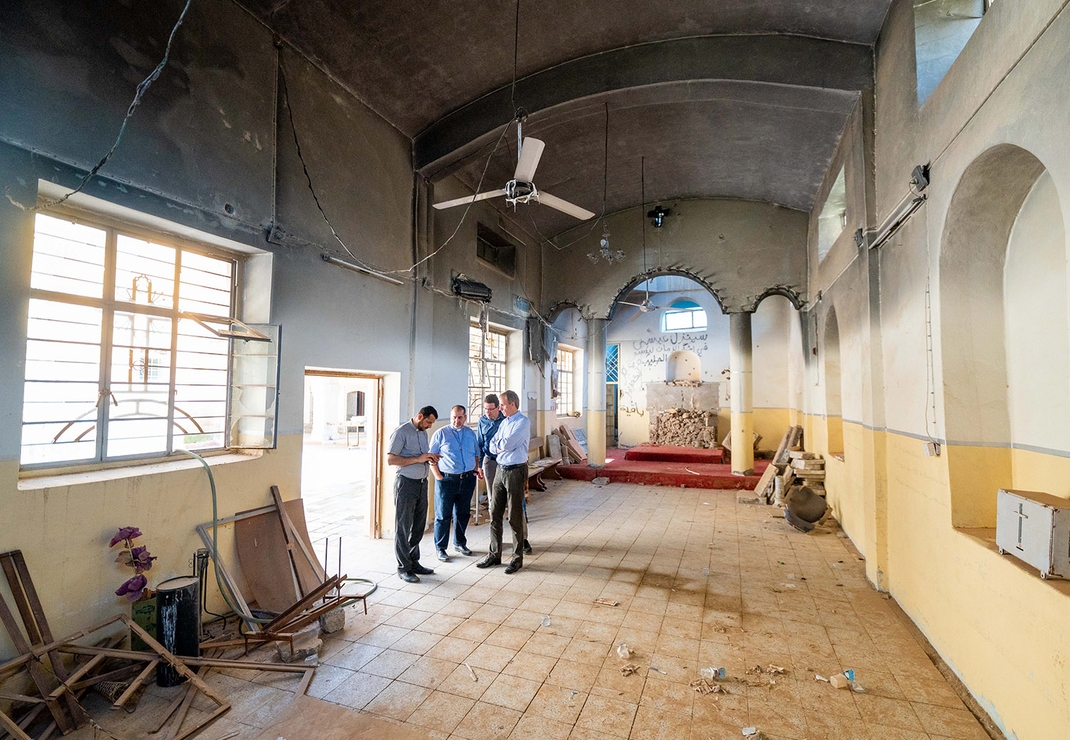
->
[500,390,519,407]
[417,405,438,420]
[483,393,500,406]
[451,404,467,414]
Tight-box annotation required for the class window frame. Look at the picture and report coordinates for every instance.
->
[468,324,509,421]
[556,347,576,416]
[660,301,708,333]
[20,207,249,471]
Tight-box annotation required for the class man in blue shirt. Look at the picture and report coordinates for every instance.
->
[477,390,530,574]
[476,393,532,554]
[429,405,478,562]
[387,406,439,583]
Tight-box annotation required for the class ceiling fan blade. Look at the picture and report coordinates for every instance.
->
[618,300,644,308]
[433,189,507,210]
[538,191,596,220]
[513,137,545,182]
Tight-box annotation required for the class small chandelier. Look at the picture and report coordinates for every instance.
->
[587,222,624,264]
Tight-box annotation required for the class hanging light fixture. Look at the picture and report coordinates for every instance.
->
[588,104,624,264]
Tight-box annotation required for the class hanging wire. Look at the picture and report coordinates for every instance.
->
[402,124,511,274]
[509,0,522,117]
[278,60,391,275]
[25,0,194,213]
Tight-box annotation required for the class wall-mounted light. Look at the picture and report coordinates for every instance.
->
[647,205,670,228]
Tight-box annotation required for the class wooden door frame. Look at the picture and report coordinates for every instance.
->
[302,370,385,539]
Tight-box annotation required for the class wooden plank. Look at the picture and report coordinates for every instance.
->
[172,703,229,740]
[162,675,201,740]
[0,588,73,734]
[0,710,34,740]
[112,658,160,710]
[0,551,87,727]
[0,556,41,645]
[771,428,792,466]
[272,488,326,585]
[263,575,344,633]
[59,645,311,673]
[118,616,226,707]
[0,615,123,680]
[234,498,323,613]
[269,486,308,599]
[753,462,778,501]
[46,654,105,700]
[297,668,315,696]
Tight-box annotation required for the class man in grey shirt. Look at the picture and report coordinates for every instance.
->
[387,406,439,583]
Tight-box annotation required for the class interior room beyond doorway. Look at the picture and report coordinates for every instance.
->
[302,371,382,546]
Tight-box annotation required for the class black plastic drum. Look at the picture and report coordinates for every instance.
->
[155,575,201,686]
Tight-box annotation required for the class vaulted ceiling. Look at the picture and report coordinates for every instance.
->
[244,0,892,237]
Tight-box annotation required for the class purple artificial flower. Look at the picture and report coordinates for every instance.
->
[115,574,148,602]
[109,526,143,547]
[130,545,156,574]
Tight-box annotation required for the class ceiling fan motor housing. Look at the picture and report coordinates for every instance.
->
[505,179,537,204]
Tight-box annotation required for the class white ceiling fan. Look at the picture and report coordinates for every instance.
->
[433,119,595,221]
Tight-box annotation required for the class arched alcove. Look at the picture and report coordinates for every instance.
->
[824,308,845,457]
[939,144,1059,526]
[667,350,701,382]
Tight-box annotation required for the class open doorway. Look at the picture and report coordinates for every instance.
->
[301,371,383,543]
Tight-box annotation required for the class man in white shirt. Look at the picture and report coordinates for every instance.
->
[477,389,530,574]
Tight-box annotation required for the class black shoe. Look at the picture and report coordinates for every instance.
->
[437,550,450,562]
[455,545,473,556]
[476,555,501,569]
[523,540,533,555]
[504,559,523,575]
[398,571,419,583]
[412,563,435,576]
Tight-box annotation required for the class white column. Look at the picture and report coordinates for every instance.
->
[586,317,608,467]
[729,312,754,475]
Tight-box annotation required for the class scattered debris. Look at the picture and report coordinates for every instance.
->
[541,615,552,627]
[830,673,850,689]
[616,643,633,659]
[649,666,667,675]
[815,674,829,682]
[766,665,786,675]
[690,678,726,695]
[685,468,702,475]
[593,598,619,607]
[592,476,610,486]
[464,662,478,682]
[619,664,641,676]
[742,727,763,738]
[651,408,719,448]
[700,666,727,680]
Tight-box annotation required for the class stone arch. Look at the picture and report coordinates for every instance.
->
[939,144,1057,526]
[743,285,805,313]
[606,268,727,321]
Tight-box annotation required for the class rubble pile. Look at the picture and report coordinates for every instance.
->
[649,408,718,447]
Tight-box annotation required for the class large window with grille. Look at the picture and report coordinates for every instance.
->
[556,348,576,415]
[20,212,276,468]
[468,325,507,418]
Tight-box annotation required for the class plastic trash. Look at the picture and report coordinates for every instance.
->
[842,669,855,681]
[700,667,727,680]
[541,615,552,627]
[702,567,710,576]
[616,642,632,659]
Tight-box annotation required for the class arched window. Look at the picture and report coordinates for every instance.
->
[661,299,707,333]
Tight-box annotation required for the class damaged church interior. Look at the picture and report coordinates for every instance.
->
[1,1,1068,738]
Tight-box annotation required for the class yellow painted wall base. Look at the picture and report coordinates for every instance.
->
[0,434,304,656]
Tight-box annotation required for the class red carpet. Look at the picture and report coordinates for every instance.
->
[623,444,725,464]
[558,448,765,490]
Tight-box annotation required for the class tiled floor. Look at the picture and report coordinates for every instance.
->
[71,479,991,740]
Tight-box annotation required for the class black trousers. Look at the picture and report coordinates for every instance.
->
[394,475,427,573]
[489,464,527,562]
